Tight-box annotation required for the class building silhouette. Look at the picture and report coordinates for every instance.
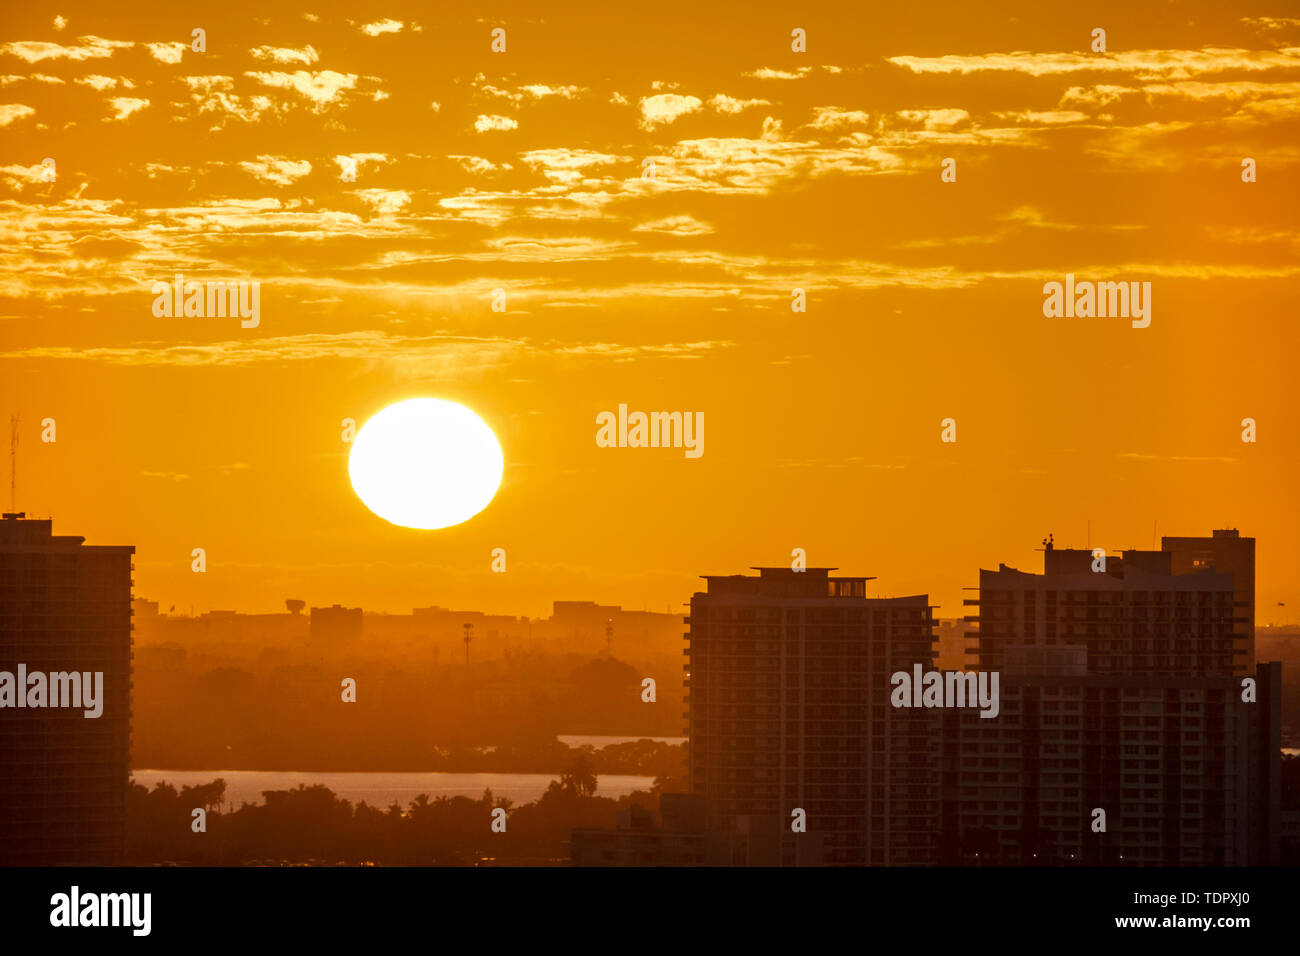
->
[648,535,1281,868]
[0,514,134,864]
[1163,529,1256,674]
[309,603,363,643]
[938,659,1280,865]
[945,531,1279,866]
[571,793,732,865]
[968,538,1241,677]
[684,567,936,865]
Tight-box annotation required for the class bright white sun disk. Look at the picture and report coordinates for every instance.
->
[349,398,503,529]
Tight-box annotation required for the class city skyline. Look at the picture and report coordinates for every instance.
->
[10,506,1300,624]
[4,506,1295,870]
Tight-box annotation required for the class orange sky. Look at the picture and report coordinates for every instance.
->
[2,1,1298,620]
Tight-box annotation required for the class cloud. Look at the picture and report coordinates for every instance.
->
[239,155,313,185]
[250,45,319,65]
[245,70,358,108]
[1135,79,1300,109]
[633,215,715,236]
[182,75,233,92]
[334,153,391,176]
[145,41,186,64]
[993,109,1090,125]
[886,48,1300,79]
[0,103,36,126]
[1117,453,1238,463]
[659,131,905,194]
[360,19,404,36]
[53,16,67,31]
[75,74,130,91]
[4,332,518,368]
[520,148,626,183]
[639,93,702,129]
[480,80,586,102]
[744,66,812,80]
[0,161,51,188]
[182,76,283,125]
[1241,17,1300,35]
[0,330,729,371]
[474,77,523,104]
[474,113,517,132]
[710,94,771,114]
[0,74,65,86]
[894,108,970,129]
[1058,85,1135,109]
[107,97,149,120]
[809,107,872,130]
[354,188,411,214]
[0,35,133,63]
[449,155,503,174]
[520,83,585,100]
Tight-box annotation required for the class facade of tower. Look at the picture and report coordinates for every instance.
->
[0,514,135,864]
[968,543,1239,677]
[685,567,936,865]
[1162,529,1256,675]
[947,533,1278,866]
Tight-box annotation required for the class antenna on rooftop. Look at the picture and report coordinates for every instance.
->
[8,413,17,513]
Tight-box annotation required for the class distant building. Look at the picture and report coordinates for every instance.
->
[685,567,936,866]
[546,600,681,654]
[0,514,134,864]
[132,597,159,621]
[933,618,968,671]
[310,604,363,643]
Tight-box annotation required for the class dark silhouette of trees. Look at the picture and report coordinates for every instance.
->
[559,752,598,797]
[125,775,629,865]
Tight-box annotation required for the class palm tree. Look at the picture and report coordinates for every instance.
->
[559,752,598,798]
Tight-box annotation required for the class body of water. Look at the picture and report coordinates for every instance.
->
[131,770,655,810]
[557,735,685,749]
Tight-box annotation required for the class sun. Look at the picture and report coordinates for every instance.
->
[348,398,504,530]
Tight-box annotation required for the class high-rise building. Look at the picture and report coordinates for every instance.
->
[0,514,134,864]
[948,531,1279,866]
[685,567,936,865]
[968,540,1239,677]
[939,660,1277,866]
[1162,529,1256,674]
